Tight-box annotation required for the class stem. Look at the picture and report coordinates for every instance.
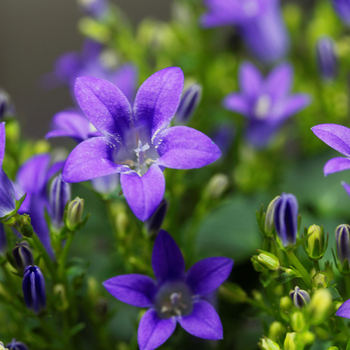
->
[58,232,75,279]
[313,260,320,272]
[346,337,350,350]
[286,250,312,289]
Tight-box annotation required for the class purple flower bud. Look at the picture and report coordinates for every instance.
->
[174,84,202,124]
[6,339,29,350]
[49,174,71,230]
[12,241,34,273]
[22,265,46,314]
[333,0,350,25]
[0,88,14,120]
[289,286,310,308]
[335,224,350,271]
[145,199,168,236]
[316,37,338,81]
[0,223,6,255]
[274,193,298,247]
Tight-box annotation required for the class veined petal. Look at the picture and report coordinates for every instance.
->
[0,122,5,163]
[222,93,250,115]
[239,62,263,98]
[133,67,184,140]
[0,169,16,217]
[62,137,129,183]
[46,161,65,184]
[156,126,221,169]
[265,63,293,100]
[178,300,223,340]
[323,157,350,176]
[74,76,132,140]
[103,274,156,307]
[120,165,165,221]
[336,299,350,318]
[312,124,350,157]
[342,181,350,197]
[138,308,176,350]
[185,257,233,297]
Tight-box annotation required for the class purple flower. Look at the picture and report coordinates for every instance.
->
[0,88,15,120]
[15,155,64,258]
[223,62,310,148]
[274,193,298,247]
[22,265,46,314]
[311,124,350,176]
[289,286,310,309]
[103,230,233,350]
[336,298,350,318]
[210,123,235,158]
[77,0,108,19]
[335,224,350,271]
[333,0,350,25]
[0,122,16,217]
[6,339,29,350]
[201,0,289,63]
[316,36,338,81]
[62,67,221,221]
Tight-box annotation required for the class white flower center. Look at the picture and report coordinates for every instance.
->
[254,94,271,119]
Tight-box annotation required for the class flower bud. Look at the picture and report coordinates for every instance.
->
[268,321,286,342]
[22,265,46,314]
[254,250,280,271]
[335,224,350,273]
[174,83,202,124]
[316,37,338,81]
[205,174,229,199]
[6,339,28,350]
[259,337,281,350]
[66,197,84,230]
[145,199,168,236]
[289,286,310,309]
[280,296,293,313]
[274,193,298,247]
[0,88,14,120]
[326,348,339,350]
[12,241,34,273]
[290,311,306,332]
[305,225,327,260]
[312,272,328,289]
[265,196,280,235]
[307,289,332,325]
[284,332,297,350]
[49,174,71,230]
[251,257,265,272]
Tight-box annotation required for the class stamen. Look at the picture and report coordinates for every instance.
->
[254,94,271,119]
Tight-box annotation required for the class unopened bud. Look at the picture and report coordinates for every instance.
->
[312,272,328,289]
[268,321,286,342]
[145,199,168,236]
[280,296,293,313]
[289,286,310,308]
[307,289,332,325]
[254,250,280,271]
[259,337,281,350]
[298,331,315,345]
[284,332,297,350]
[265,196,280,235]
[291,311,306,332]
[66,197,84,230]
[335,224,350,273]
[316,36,338,81]
[0,88,14,120]
[305,225,326,260]
[6,339,28,350]
[205,174,229,199]
[17,214,33,238]
[12,241,34,273]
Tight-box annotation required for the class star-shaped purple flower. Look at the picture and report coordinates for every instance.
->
[103,230,233,350]
[223,62,310,148]
[62,67,221,220]
[311,123,350,176]
[201,0,289,63]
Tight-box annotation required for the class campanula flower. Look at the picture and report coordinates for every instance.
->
[0,122,16,217]
[311,124,350,176]
[15,155,64,258]
[6,339,28,350]
[336,298,350,318]
[335,224,350,272]
[62,67,221,221]
[274,193,298,247]
[12,241,34,273]
[22,265,46,314]
[332,0,350,25]
[289,286,310,308]
[210,123,235,158]
[223,62,310,148]
[201,0,289,63]
[104,230,233,350]
[77,0,108,19]
[316,37,338,81]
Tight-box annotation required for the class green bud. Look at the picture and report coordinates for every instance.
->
[17,214,34,238]
[326,347,339,350]
[307,289,332,325]
[205,173,229,199]
[259,337,281,350]
[254,250,280,271]
[298,331,315,345]
[305,225,327,260]
[280,296,293,313]
[251,256,265,272]
[312,272,328,290]
[66,197,84,230]
[284,332,297,350]
[290,311,306,332]
[265,196,280,235]
[268,321,286,342]
[219,282,247,303]
[252,290,264,303]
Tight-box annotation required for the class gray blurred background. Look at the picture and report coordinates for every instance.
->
[0,0,172,139]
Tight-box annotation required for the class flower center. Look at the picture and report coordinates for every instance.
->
[155,281,193,319]
[254,94,271,119]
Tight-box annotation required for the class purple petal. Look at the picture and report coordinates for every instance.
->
[342,181,350,197]
[0,169,16,217]
[311,124,350,157]
[16,154,51,194]
[138,308,176,350]
[323,157,350,176]
[265,63,293,101]
[275,94,311,122]
[178,299,223,340]
[103,274,156,307]
[120,165,165,221]
[244,120,278,148]
[91,173,119,195]
[239,62,263,98]
[151,230,185,283]
[185,257,233,297]
[74,77,132,139]
[62,137,130,183]
[336,299,350,318]
[156,126,221,169]
[0,122,5,163]
[46,161,65,184]
[133,67,184,139]
[54,51,81,85]
[222,93,250,115]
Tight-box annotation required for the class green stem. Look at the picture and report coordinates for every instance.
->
[346,336,350,350]
[313,259,320,272]
[286,250,312,289]
[58,232,75,279]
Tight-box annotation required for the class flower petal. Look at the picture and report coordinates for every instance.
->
[323,157,350,176]
[103,274,156,307]
[222,93,250,115]
[185,257,233,297]
[275,94,310,122]
[265,63,293,100]
[151,230,185,283]
[239,62,263,98]
[342,181,350,197]
[62,137,130,183]
[336,299,350,318]
[110,64,138,104]
[0,122,5,163]
[133,67,184,140]
[74,76,132,140]
[138,308,176,350]
[120,165,165,221]
[178,299,223,340]
[156,126,221,169]
[0,169,16,217]
[311,124,350,157]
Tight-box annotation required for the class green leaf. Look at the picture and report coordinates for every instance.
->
[326,286,342,302]
[275,272,296,284]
